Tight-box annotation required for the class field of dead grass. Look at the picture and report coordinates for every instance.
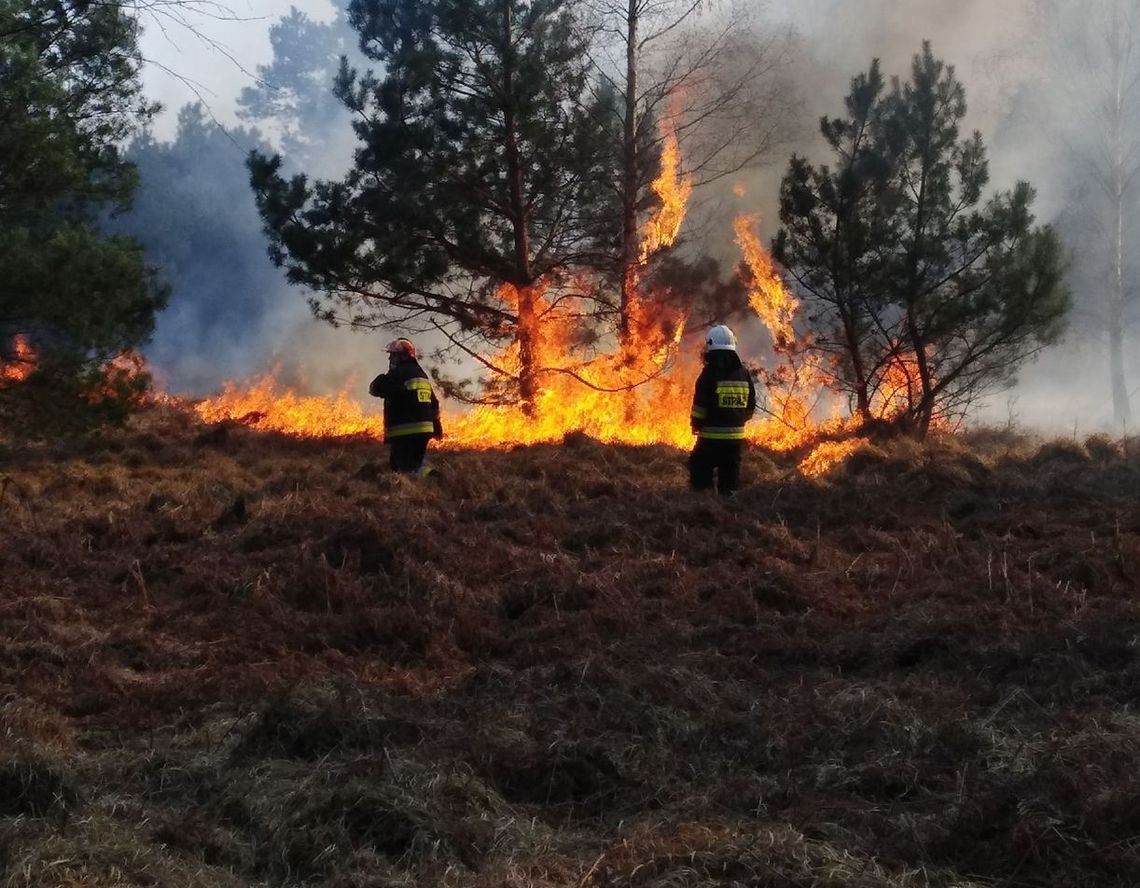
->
[2,410,1140,886]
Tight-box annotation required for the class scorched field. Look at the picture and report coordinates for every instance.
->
[2,411,1140,887]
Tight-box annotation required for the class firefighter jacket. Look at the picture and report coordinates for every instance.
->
[690,352,757,441]
[369,358,443,442]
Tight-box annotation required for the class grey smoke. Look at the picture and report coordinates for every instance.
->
[132,0,1140,433]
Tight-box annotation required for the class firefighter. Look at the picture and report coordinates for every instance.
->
[368,338,443,475]
[689,324,757,495]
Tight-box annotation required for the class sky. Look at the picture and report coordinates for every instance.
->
[138,0,337,139]
[139,0,1030,144]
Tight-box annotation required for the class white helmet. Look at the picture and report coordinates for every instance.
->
[705,324,737,352]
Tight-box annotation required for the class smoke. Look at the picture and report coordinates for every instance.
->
[132,0,1140,434]
[718,2,1034,237]
[122,4,380,397]
[739,0,1139,434]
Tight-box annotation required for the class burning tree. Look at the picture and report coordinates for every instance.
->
[586,0,795,345]
[776,44,1071,437]
[249,0,617,408]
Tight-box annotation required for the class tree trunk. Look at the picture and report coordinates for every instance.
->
[1105,9,1134,429]
[1110,78,1133,427]
[903,250,936,436]
[1110,318,1131,429]
[836,299,872,422]
[908,321,935,439]
[501,0,537,409]
[619,0,639,345]
[1110,168,1131,428]
[516,285,539,407]
[904,125,934,438]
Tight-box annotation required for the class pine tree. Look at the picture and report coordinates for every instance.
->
[249,0,614,405]
[236,5,361,172]
[777,44,1071,436]
[775,61,895,421]
[0,0,166,383]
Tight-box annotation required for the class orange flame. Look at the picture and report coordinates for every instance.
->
[797,438,865,477]
[640,117,693,264]
[734,214,819,445]
[193,136,875,476]
[732,214,877,475]
[734,214,798,352]
[84,350,158,408]
[195,373,385,438]
[1,335,37,383]
[623,111,693,357]
[444,281,694,448]
[874,353,917,420]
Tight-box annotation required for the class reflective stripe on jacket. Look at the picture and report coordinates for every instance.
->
[388,421,437,438]
[690,353,756,441]
[369,358,442,443]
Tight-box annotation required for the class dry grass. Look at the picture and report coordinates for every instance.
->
[2,408,1140,886]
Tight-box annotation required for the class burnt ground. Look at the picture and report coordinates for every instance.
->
[2,410,1140,887]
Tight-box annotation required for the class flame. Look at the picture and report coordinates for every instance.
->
[870,348,947,430]
[84,350,156,408]
[191,134,877,477]
[443,280,694,447]
[733,214,825,449]
[639,117,693,264]
[731,213,883,475]
[1,335,37,383]
[623,112,694,353]
[797,437,865,477]
[195,372,385,438]
[734,214,798,352]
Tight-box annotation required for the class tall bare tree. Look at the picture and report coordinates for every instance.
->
[585,0,794,342]
[1032,0,1140,428]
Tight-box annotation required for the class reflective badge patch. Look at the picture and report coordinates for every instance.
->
[716,382,750,409]
[417,389,432,403]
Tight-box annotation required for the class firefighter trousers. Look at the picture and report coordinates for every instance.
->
[689,438,743,495]
[389,435,431,473]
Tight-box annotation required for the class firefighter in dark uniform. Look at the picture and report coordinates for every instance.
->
[368,338,443,475]
[689,324,756,495]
